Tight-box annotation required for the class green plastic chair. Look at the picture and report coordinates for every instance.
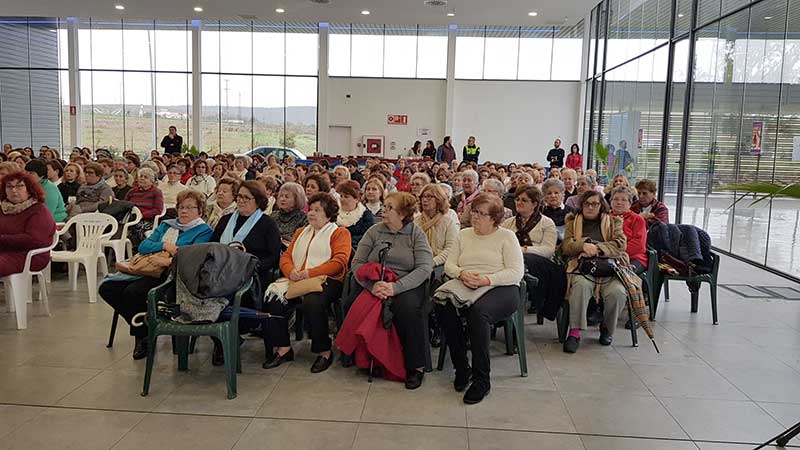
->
[140,272,255,400]
[649,252,720,324]
[436,277,531,377]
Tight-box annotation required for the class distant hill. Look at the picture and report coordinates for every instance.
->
[94,105,317,124]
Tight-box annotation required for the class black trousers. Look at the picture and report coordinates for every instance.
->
[440,285,519,385]
[523,253,567,321]
[343,282,429,370]
[264,279,343,353]
[99,275,166,338]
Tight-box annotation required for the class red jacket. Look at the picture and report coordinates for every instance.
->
[566,153,582,170]
[0,202,56,277]
[631,199,669,229]
[611,210,647,267]
[125,185,164,220]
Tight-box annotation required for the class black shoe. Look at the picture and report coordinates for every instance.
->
[340,353,354,368]
[527,303,538,314]
[262,348,294,369]
[454,368,471,392]
[311,354,333,373]
[212,341,224,366]
[405,370,424,390]
[430,333,441,348]
[463,381,490,404]
[599,326,613,346]
[132,337,148,360]
[563,336,580,353]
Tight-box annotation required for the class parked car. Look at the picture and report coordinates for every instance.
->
[239,146,307,162]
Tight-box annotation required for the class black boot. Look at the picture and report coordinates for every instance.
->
[132,336,148,360]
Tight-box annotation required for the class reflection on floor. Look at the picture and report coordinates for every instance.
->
[0,253,798,450]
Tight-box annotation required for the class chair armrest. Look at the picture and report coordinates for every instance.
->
[146,272,175,319]
[229,276,254,324]
[24,234,59,272]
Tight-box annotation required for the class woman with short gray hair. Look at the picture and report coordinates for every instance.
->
[451,169,480,228]
[541,178,574,227]
[270,181,308,244]
[565,175,597,210]
[125,167,165,249]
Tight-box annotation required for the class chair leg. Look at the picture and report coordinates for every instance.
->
[664,280,670,302]
[188,336,198,354]
[141,334,157,397]
[710,282,719,325]
[422,316,433,373]
[107,312,119,348]
[176,336,190,371]
[514,312,528,377]
[628,304,638,347]
[125,240,133,260]
[556,303,569,344]
[26,275,34,305]
[38,274,51,317]
[223,334,237,399]
[6,275,29,330]
[503,322,514,356]
[84,259,98,303]
[98,254,109,278]
[436,334,447,371]
[68,261,79,291]
[690,285,699,313]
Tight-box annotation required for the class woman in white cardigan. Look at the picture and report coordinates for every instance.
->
[438,193,523,405]
[414,184,459,268]
[501,185,562,317]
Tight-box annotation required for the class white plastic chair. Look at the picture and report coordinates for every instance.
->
[51,213,118,304]
[101,207,141,263]
[145,205,168,239]
[2,233,59,329]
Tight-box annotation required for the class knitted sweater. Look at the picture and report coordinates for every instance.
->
[125,186,164,220]
[280,226,352,282]
[0,202,56,276]
[611,210,647,267]
[40,179,66,222]
[501,214,558,259]
[444,227,524,287]
[158,180,186,208]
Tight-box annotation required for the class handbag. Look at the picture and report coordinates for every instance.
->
[285,275,327,300]
[578,256,617,278]
[115,251,173,278]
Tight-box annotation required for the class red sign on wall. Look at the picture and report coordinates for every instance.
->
[387,114,408,125]
[69,105,77,116]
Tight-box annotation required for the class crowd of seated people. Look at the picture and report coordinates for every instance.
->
[0,140,675,405]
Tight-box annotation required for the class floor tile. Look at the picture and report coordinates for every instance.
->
[716,366,800,403]
[630,363,747,400]
[19,336,131,370]
[466,388,576,433]
[0,405,43,439]
[467,429,584,450]
[111,413,251,450]
[549,364,652,397]
[758,401,800,428]
[257,373,369,421]
[661,397,784,443]
[233,418,357,450]
[580,435,699,450]
[0,407,143,450]
[563,392,688,439]
[352,423,467,450]
[0,365,100,405]
[360,375,467,427]
[57,369,184,411]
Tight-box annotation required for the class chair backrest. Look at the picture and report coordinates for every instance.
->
[69,213,119,251]
[120,207,143,238]
[152,204,168,228]
[24,233,59,273]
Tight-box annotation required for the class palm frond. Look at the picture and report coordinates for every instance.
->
[721,182,800,207]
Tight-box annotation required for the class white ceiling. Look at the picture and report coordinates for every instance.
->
[2,0,596,26]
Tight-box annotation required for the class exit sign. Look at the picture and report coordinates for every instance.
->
[387,114,408,125]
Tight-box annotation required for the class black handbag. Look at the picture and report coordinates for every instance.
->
[578,256,617,278]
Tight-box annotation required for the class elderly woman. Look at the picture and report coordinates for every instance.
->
[438,193,523,404]
[187,159,216,199]
[363,178,384,218]
[480,178,513,220]
[565,175,597,210]
[414,184,459,267]
[604,174,632,204]
[211,163,227,184]
[229,156,249,180]
[25,160,66,223]
[609,186,647,273]
[159,164,187,210]
[410,172,430,201]
[631,178,669,229]
[562,191,628,353]
[451,169,480,228]
[336,180,374,252]
[262,154,284,178]
[271,181,308,245]
[125,168,165,248]
[46,160,63,185]
[0,172,56,277]
[262,192,352,373]
[112,169,132,200]
[100,190,212,359]
[561,168,578,199]
[206,178,240,229]
[347,192,434,389]
[541,178,574,228]
[303,174,329,205]
[395,166,413,192]
[69,162,114,216]
[283,167,298,184]
[58,163,83,204]
[501,186,561,317]
[0,161,19,178]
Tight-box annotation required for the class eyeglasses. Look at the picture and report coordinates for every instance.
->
[584,201,602,208]
[237,193,254,201]
[178,205,199,211]
[420,194,436,200]
[514,197,532,203]
[471,209,492,218]
[5,183,26,191]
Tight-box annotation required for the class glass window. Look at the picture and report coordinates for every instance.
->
[29,18,60,69]
[518,27,553,80]
[89,70,124,151]
[155,21,190,72]
[155,72,191,145]
[552,21,584,80]
[483,27,519,80]
[285,23,318,75]
[201,73,220,153]
[219,21,252,75]
[286,76,317,155]
[384,25,417,78]
[351,24,384,77]
[123,71,154,150]
[328,24,351,76]
[253,75,284,147]
[253,22,285,75]
[123,22,155,72]
[90,21,123,70]
[455,27,485,79]
[219,75,252,152]
[201,22,220,73]
[417,27,447,78]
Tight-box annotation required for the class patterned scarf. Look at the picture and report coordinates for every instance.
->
[417,211,443,250]
[514,210,542,247]
[0,198,37,215]
[456,189,480,214]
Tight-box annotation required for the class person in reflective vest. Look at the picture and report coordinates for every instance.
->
[463,136,480,164]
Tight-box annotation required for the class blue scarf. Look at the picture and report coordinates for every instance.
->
[220,209,263,244]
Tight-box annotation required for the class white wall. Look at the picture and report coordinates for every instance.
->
[327,77,446,159]
[452,80,582,164]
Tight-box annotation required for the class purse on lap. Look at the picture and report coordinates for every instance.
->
[285,275,328,300]
[115,251,173,278]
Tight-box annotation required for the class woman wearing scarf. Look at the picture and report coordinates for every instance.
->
[414,184,459,268]
[68,162,114,217]
[210,180,282,366]
[0,172,56,278]
[186,159,216,199]
[501,185,563,319]
[271,182,309,246]
[450,169,480,229]
[336,180,374,253]
[263,192,352,373]
[206,178,240,229]
[100,190,212,360]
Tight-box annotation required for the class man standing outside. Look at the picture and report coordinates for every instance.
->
[462,136,480,164]
[160,125,183,155]
[546,138,565,168]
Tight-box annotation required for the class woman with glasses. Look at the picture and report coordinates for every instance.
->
[159,164,186,213]
[206,178,240,229]
[210,180,282,366]
[561,190,628,353]
[438,193,524,404]
[565,175,598,210]
[100,190,212,360]
[187,159,216,199]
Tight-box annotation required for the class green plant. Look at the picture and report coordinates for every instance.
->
[594,141,609,163]
[722,182,800,208]
[181,143,200,156]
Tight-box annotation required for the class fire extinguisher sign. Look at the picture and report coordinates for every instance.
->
[387,114,408,125]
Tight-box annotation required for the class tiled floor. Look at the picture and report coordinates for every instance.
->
[0,254,799,450]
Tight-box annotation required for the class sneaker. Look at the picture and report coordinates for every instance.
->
[563,336,580,353]
[454,369,471,392]
[463,381,490,404]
